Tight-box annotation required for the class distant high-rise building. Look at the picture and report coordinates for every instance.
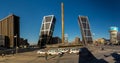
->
[117,32,120,41]
[38,15,56,47]
[109,26,118,44]
[78,16,93,45]
[0,14,20,48]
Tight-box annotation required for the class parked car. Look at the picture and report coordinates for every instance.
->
[37,50,46,55]
[47,49,62,55]
[69,48,79,54]
[58,48,69,53]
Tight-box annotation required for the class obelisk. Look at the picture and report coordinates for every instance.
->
[61,2,64,44]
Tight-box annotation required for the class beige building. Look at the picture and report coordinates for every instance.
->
[0,35,5,46]
[71,37,81,45]
[93,38,106,45]
[0,14,20,48]
[109,27,118,44]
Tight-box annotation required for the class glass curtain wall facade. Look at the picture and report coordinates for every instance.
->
[38,15,56,47]
[78,16,93,45]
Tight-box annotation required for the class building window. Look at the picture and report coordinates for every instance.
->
[45,17,52,22]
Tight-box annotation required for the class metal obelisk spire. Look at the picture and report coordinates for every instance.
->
[61,2,64,44]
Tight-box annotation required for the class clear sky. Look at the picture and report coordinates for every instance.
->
[0,0,120,44]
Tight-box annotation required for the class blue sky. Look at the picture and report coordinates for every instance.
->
[0,0,120,44]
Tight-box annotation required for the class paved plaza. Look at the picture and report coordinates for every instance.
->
[0,46,120,63]
[0,50,78,63]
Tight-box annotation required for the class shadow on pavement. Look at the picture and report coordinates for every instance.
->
[78,47,108,63]
[37,55,45,57]
[47,55,58,60]
[111,52,120,63]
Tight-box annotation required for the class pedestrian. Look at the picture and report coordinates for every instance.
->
[45,52,48,60]
[2,53,5,58]
[59,52,63,57]
[101,46,104,51]
[1,50,5,58]
[11,51,14,56]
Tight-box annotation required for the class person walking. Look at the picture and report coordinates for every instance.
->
[45,47,49,60]
[45,52,48,60]
[11,51,14,56]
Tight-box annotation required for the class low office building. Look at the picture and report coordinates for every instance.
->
[19,38,29,48]
[50,37,61,44]
[71,37,82,45]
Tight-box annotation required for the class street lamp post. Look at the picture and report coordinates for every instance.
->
[14,35,17,54]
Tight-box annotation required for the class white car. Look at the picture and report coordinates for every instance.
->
[37,50,46,55]
[58,48,64,53]
[58,48,69,53]
[69,48,79,54]
[47,49,62,55]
